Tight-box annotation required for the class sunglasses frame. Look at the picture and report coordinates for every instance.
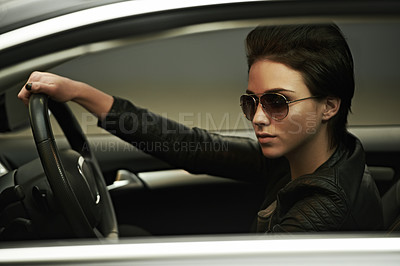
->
[240,92,321,121]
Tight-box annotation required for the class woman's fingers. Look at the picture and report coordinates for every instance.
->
[18,72,76,106]
[18,80,55,106]
[17,83,32,106]
[25,81,55,94]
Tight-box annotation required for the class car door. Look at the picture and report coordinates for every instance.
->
[0,1,399,238]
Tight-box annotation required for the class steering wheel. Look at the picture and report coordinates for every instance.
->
[28,93,118,239]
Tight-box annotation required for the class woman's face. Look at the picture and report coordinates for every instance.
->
[247,60,326,159]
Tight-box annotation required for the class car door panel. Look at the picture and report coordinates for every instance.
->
[0,125,398,235]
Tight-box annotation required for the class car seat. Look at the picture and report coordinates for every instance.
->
[382,178,400,233]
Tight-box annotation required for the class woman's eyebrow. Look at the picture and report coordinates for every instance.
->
[245,88,295,94]
[269,88,295,94]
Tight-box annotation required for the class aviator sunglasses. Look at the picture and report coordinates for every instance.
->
[240,92,320,121]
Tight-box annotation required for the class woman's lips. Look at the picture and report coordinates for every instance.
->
[256,133,276,143]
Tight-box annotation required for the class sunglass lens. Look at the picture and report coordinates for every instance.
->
[261,94,288,120]
[240,95,256,121]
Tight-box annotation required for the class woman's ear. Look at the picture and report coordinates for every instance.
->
[322,97,341,121]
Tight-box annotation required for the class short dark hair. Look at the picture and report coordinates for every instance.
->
[246,24,354,149]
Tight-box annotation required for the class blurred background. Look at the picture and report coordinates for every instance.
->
[47,22,400,134]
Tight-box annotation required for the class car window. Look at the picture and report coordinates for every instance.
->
[50,27,251,134]
[46,21,400,135]
[342,22,400,126]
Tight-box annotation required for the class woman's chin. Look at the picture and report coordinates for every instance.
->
[260,146,284,159]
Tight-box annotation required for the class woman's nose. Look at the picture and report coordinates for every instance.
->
[252,103,271,127]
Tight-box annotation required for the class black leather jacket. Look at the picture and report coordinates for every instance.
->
[99,97,384,232]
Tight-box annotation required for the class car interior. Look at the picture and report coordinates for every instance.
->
[0,13,399,241]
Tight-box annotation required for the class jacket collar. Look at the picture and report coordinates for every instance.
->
[277,133,366,210]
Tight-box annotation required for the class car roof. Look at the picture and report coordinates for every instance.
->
[0,0,266,52]
[0,0,124,34]
[0,0,266,37]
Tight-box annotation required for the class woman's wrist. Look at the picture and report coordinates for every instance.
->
[71,81,114,119]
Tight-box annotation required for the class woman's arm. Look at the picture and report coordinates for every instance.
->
[18,71,274,182]
[99,97,272,182]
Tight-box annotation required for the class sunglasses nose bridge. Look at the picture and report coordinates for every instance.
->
[253,99,272,125]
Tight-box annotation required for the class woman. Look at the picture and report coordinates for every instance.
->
[18,24,383,232]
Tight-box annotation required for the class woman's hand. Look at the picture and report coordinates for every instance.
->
[18,71,114,120]
[18,71,80,106]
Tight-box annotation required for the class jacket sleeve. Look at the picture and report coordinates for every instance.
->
[98,96,272,183]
